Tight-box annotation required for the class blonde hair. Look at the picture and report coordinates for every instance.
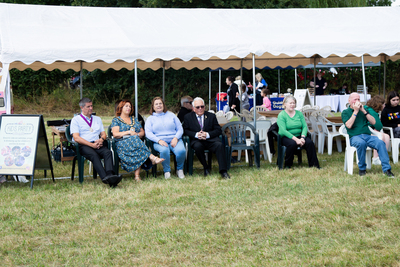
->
[255,73,263,82]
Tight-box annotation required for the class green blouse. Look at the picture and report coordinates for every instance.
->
[277,110,308,139]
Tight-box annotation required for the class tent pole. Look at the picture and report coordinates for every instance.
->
[162,61,165,101]
[294,68,298,90]
[240,60,243,113]
[80,61,83,99]
[313,57,316,106]
[384,57,387,100]
[278,69,281,94]
[252,54,256,128]
[219,69,221,112]
[378,62,381,95]
[209,70,211,111]
[135,60,138,118]
[361,55,367,102]
[0,63,11,114]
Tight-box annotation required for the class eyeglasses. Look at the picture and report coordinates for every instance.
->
[185,101,192,105]
[194,105,205,109]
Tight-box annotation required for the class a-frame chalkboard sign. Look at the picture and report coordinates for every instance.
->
[0,114,54,189]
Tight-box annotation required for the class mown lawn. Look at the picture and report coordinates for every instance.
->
[1,117,400,266]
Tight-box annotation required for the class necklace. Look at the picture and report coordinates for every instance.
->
[118,116,135,131]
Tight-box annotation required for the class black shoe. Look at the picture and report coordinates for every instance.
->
[384,170,395,178]
[108,174,123,188]
[221,172,230,179]
[359,170,366,176]
[204,169,211,177]
[231,157,238,163]
[101,174,114,184]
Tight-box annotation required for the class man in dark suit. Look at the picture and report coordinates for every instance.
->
[183,97,230,179]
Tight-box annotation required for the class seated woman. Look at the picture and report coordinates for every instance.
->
[277,95,320,169]
[366,96,390,165]
[382,91,400,138]
[110,99,164,181]
[145,97,186,179]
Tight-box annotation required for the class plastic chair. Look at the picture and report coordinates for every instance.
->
[225,111,234,121]
[208,109,215,114]
[222,121,260,170]
[183,135,213,176]
[382,126,400,163]
[339,125,381,175]
[317,115,343,155]
[245,120,272,163]
[308,115,322,146]
[272,130,303,170]
[216,110,224,117]
[65,125,99,183]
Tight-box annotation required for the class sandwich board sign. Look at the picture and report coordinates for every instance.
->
[0,114,54,188]
[294,89,312,110]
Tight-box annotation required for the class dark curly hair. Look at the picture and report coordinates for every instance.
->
[366,95,385,113]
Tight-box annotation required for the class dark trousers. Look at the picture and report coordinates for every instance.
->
[191,137,227,173]
[281,136,319,168]
[79,144,114,179]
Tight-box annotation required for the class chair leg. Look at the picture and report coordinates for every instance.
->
[336,136,342,153]
[277,146,286,170]
[71,156,77,180]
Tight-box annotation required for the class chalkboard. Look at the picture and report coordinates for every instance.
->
[0,114,54,188]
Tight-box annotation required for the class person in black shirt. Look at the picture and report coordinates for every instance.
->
[310,72,328,95]
[177,95,193,123]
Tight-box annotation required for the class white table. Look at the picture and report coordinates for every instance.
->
[310,95,340,112]
[338,94,371,112]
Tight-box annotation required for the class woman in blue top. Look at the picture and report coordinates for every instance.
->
[111,100,164,181]
[145,97,186,179]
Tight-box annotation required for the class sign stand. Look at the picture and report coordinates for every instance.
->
[0,114,54,189]
[294,89,312,110]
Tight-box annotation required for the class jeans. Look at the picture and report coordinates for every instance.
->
[350,134,391,172]
[153,139,186,173]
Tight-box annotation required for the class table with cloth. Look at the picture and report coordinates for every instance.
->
[308,94,371,112]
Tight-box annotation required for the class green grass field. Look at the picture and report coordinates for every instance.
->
[1,117,400,266]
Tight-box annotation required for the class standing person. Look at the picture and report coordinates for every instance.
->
[277,95,320,169]
[177,95,193,123]
[339,83,350,95]
[310,72,328,95]
[255,73,268,92]
[381,91,400,138]
[225,76,240,112]
[261,88,271,111]
[110,100,165,181]
[145,97,186,179]
[183,97,230,179]
[70,97,122,187]
[234,76,248,93]
[241,84,250,111]
[342,93,394,177]
[366,96,390,165]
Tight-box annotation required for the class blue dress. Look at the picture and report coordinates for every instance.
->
[110,116,151,172]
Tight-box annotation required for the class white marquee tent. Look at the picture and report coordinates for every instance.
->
[1,3,400,114]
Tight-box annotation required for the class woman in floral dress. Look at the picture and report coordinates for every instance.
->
[111,99,164,181]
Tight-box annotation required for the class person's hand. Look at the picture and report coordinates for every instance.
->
[315,85,319,88]
[158,140,168,147]
[359,103,366,113]
[198,131,207,140]
[129,129,137,136]
[171,137,178,148]
[294,137,303,146]
[231,104,236,109]
[299,137,306,147]
[353,101,361,112]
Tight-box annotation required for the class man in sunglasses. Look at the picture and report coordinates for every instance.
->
[177,95,193,123]
[183,97,230,179]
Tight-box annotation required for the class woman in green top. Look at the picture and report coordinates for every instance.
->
[277,96,320,169]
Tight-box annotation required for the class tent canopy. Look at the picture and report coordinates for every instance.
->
[1,4,400,71]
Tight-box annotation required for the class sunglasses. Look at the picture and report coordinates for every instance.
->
[185,101,193,105]
[194,105,205,109]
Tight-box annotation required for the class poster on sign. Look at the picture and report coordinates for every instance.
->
[0,114,54,188]
[294,89,312,110]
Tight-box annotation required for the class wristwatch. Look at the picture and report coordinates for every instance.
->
[364,111,369,116]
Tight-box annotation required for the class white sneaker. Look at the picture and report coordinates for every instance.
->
[14,175,29,183]
[372,157,381,165]
[164,172,171,179]
[176,170,185,179]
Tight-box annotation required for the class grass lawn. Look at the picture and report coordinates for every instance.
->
[1,116,400,266]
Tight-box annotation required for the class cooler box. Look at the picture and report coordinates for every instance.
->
[215,98,227,111]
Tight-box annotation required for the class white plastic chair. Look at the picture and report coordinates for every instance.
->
[208,109,215,114]
[225,111,234,121]
[216,110,224,117]
[382,126,400,163]
[317,115,343,155]
[339,125,382,175]
[237,120,272,163]
[308,115,321,147]
[321,105,332,112]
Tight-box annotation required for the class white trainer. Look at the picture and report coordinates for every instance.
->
[176,170,185,179]
[372,157,381,165]
[164,172,171,179]
[14,175,29,183]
